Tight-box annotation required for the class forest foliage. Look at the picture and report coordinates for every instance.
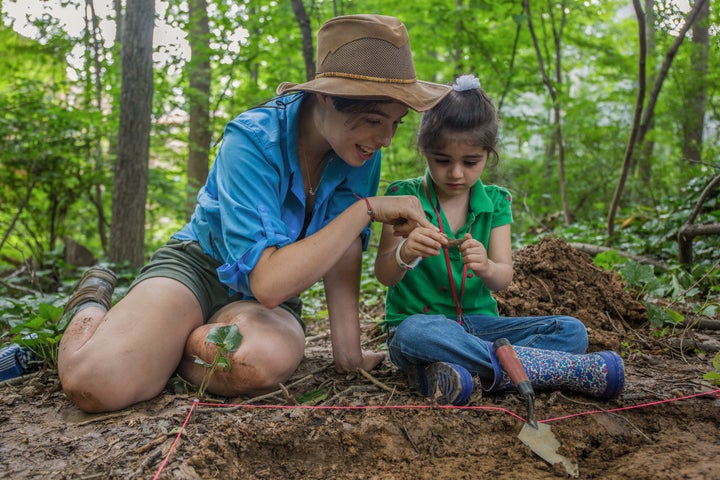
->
[0,0,718,318]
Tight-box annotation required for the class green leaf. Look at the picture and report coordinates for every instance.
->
[216,356,232,371]
[296,389,328,405]
[703,371,720,386]
[206,324,242,353]
[38,303,63,321]
[712,352,720,371]
[620,261,656,287]
[193,355,211,368]
[593,250,624,271]
[646,304,684,328]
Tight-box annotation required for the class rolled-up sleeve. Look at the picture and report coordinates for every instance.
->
[193,117,297,296]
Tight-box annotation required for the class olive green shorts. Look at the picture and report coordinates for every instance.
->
[130,238,305,331]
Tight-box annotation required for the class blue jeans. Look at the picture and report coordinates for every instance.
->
[386,314,588,386]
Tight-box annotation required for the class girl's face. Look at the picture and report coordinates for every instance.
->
[318,96,408,167]
[426,131,488,200]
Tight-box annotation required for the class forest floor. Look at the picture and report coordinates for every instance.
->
[0,237,718,479]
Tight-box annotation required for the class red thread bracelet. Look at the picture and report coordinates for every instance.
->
[353,193,375,222]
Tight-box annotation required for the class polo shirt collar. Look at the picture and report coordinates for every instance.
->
[421,169,494,218]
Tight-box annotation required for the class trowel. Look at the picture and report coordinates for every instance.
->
[492,338,579,477]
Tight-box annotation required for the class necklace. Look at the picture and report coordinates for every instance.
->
[299,145,324,197]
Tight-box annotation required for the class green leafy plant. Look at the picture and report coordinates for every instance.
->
[703,352,720,387]
[9,303,65,368]
[593,250,625,272]
[193,324,243,399]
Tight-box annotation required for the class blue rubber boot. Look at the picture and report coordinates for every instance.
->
[0,343,40,382]
[407,361,475,405]
[482,344,625,400]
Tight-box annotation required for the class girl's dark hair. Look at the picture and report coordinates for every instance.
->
[417,81,500,164]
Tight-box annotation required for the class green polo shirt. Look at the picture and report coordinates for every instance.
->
[380,171,513,329]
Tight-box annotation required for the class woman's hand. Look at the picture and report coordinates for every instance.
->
[368,195,436,236]
[334,349,386,374]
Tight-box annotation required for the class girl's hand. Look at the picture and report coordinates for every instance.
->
[401,227,446,260]
[459,234,491,274]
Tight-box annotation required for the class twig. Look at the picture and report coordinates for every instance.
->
[305,332,330,344]
[230,373,317,406]
[356,368,395,393]
[321,385,377,406]
[76,410,133,426]
[133,434,169,455]
[385,385,397,406]
[0,370,43,388]
[569,242,669,271]
[402,423,420,454]
[530,274,553,303]
[279,383,296,405]
[0,277,41,295]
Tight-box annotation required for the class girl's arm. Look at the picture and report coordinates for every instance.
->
[324,237,385,373]
[461,224,513,291]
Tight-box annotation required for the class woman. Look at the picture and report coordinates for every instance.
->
[56,14,452,413]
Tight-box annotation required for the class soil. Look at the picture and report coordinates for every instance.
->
[1,236,718,479]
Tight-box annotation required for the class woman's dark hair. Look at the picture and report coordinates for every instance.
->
[417,83,500,165]
[331,96,395,113]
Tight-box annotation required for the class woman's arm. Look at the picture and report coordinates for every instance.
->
[250,195,436,308]
[324,237,385,373]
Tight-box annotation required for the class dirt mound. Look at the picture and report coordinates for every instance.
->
[496,236,647,351]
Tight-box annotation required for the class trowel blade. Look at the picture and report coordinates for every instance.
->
[518,422,579,477]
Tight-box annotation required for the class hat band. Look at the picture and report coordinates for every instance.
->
[316,71,416,84]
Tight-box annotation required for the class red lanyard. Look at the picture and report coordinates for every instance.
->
[423,176,469,324]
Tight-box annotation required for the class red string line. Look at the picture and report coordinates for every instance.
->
[152,399,199,480]
[153,389,720,478]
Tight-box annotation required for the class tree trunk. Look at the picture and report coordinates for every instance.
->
[83,0,110,254]
[608,0,707,237]
[636,0,708,148]
[186,0,212,220]
[290,0,315,81]
[682,0,709,164]
[524,0,571,225]
[110,0,154,267]
[635,0,656,188]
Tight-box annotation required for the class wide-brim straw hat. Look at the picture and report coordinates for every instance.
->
[276,14,451,112]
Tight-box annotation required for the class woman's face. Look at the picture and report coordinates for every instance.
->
[317,96,408,167]
[426,131,488,200]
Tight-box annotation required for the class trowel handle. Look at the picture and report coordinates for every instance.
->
[492,338,534,399]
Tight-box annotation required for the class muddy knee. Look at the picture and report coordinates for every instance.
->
[227,339,303,394]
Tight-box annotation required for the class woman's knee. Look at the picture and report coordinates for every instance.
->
[214,337,303,395]
[59,359,155,413]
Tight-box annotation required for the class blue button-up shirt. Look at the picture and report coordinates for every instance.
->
[174,93,381,297]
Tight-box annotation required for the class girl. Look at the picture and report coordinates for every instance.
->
[374,74,624,405]
[55,14,452,413]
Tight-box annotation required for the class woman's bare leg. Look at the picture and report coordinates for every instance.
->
[58,277,203,412]
[180,301,306,397]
